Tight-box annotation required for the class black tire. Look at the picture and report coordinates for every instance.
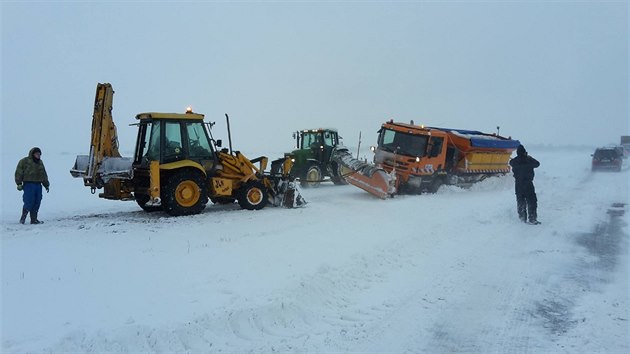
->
[134,193,162,212]
[300,164,322,188]
[237,180,269,210]
[427,178,443,194]
[331,162,348,185]
[162,170,207,216]
[210,197,236,205]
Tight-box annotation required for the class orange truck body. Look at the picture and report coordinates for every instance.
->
[373,121,520,194]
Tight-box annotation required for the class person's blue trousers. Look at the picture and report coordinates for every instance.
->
[22,182,43,212]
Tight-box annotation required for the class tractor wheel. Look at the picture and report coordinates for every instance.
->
[135,193,162,212]
[237,180,269,210]
[210,197,235,205]
[300,164,322,188]
[162,170,207,216]
[331,162,348,185]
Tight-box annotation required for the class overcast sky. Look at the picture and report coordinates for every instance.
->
[1,1,628,159]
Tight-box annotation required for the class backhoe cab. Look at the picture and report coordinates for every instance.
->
[71,83,304,216]
[130,111,220,215]
[286,128,348,187]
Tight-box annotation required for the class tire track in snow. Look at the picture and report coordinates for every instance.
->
[352,167,626,352]
[216,240,421,352]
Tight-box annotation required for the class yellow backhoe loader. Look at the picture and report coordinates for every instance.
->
[71,83,304,216]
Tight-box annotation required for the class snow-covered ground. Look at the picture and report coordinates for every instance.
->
[1,146,628,353]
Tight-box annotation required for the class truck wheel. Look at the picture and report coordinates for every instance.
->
[162,170,207,216]
[331,162,348,185]
[238,180,269,210]
[428,178,443,193]
[210,197,235,205]
[135,193,162,212]
[300,164,322,188]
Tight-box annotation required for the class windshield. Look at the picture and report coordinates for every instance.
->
[186,122,213,157]
[300,131,338,149]
[301,132,323,149]
[378,128,428,157]
[594,149,618,159]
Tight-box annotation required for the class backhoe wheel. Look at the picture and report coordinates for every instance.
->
[135,193,162,212]
[331,162,348,185]
[300,164,322,188]
[237,180,269,210]
[162,170,207,216]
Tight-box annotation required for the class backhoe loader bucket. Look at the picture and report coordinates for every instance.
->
[269,179,307,208]
[267,157,306,208]
[71,154,133,186]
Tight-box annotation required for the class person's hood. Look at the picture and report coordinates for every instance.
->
[29,147,42,159]
[516,145,527,157]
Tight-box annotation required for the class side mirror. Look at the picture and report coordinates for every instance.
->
[216,139,222,148]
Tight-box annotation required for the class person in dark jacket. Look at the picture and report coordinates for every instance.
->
[15,147,50,224]
[509,144,540,224]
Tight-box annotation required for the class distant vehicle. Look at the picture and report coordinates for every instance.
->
[591,147,623,172]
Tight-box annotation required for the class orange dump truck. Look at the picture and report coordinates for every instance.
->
[334,120,520,198]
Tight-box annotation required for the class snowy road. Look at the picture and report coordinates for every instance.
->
[1,147,628,353]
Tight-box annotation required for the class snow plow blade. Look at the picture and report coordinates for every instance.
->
[332,147,396,199]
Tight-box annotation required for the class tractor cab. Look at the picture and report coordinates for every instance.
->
[293,128,340,166]
[298,129,339,149]
[287,128,347,187]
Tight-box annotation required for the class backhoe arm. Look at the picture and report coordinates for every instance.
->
[71,83,133,199]
[86,83,121,183]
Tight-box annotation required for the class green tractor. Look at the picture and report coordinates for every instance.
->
[285,128,349,187]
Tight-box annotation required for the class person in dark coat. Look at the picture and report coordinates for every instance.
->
[509,144,540,224]
[15,147,50,224]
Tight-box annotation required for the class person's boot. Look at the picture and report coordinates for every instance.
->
[19,209,28,224]
[30,211,43,224]
[528,207,540,224]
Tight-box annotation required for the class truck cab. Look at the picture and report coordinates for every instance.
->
[375,122,449,193]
